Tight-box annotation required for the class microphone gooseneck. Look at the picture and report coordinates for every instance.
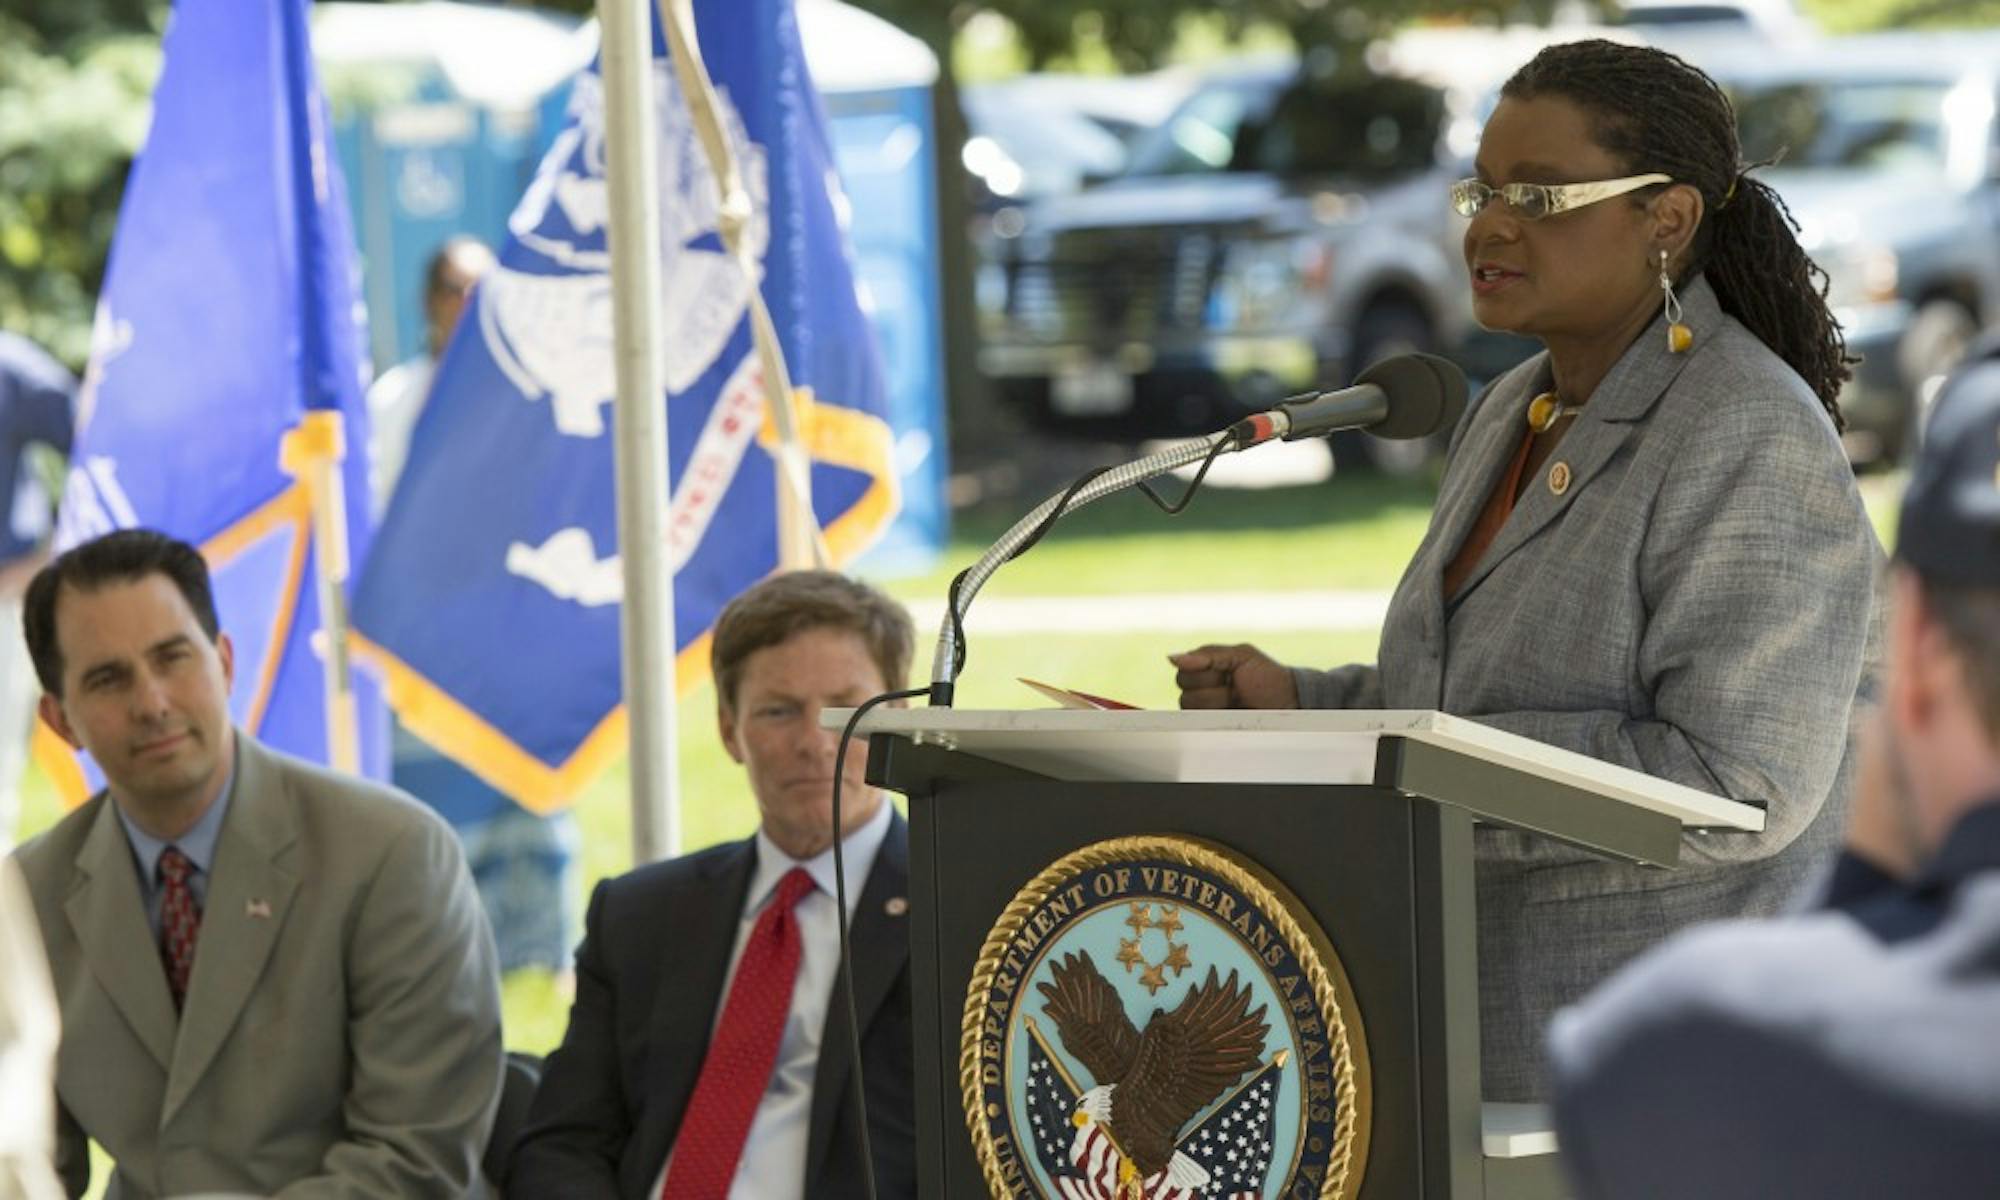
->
[929,433,1231,703]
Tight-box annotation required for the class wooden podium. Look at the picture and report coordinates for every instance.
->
[840,707,1763,1200]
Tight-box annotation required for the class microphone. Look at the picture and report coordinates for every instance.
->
[1233,352,1468,444]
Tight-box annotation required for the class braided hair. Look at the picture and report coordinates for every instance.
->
[1502,39,1850,427]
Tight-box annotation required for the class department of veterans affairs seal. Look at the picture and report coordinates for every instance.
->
[963,836,1370,1200]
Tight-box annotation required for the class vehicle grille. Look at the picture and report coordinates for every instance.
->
[1009,228,1217,341]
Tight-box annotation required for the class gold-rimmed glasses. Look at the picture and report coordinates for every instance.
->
[1449,173,1673,220]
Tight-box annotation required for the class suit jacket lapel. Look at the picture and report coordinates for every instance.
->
[163,737,301,1124]
[805,813,910,1182]
[1448,277,1719,605]
[638,839,755,1168]
[1423,367,1549,608]
[63,795,177,1071]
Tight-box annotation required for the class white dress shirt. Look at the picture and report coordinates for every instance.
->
[363,354,434,521]
[655,797,893,1200]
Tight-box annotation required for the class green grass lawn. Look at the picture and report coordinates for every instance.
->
[889,469,1439,597]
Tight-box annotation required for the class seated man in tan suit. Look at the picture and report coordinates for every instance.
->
[11,529,503,1198]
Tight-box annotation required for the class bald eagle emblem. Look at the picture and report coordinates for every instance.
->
[1038,951,1270,1193]
[966,837,1369,1200]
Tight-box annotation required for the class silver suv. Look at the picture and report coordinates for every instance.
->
[1716,35,2000,462]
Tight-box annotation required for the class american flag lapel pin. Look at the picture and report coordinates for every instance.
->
[245,898,272,919]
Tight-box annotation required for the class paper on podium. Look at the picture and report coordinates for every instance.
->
[1017,678,1140,710]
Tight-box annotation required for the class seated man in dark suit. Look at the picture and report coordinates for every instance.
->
[1547,339,2000,1198]
[511,570,916,1199]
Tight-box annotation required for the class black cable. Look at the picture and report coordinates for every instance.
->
[829,683,932,1200]
[1134,431,1234,515]
[942,465,1110,692]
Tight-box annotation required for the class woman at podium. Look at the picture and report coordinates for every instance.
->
[1171,39,1881,1101]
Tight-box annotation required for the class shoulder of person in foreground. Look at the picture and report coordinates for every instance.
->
[1549,886,2000,1198]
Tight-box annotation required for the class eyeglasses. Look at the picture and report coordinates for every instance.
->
[1449,173,1673,220]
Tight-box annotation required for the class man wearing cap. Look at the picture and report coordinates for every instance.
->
[1545,338,2000,1198]
[509,571,916,1199]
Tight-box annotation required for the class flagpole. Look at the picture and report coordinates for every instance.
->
[656,0,828,570]
[600,0,681,863]
[279,413,360,773]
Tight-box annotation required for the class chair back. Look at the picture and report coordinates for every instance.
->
[484,1050,544,1188]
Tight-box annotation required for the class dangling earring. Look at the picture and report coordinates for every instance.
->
[1660,249,1692,353]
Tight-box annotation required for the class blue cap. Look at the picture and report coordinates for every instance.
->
[1898,335,2000,584]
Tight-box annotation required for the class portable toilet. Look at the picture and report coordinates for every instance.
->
[798,0,950,571]
[313,2,594,373]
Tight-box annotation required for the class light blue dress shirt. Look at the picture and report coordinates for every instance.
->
[114,764,235,941]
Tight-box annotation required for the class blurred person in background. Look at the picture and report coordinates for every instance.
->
[366,235,495,520]
[0,332,74,845]
[1170,39,1881,1100]
[368,236,581,983]
[1548,335,2000,1197]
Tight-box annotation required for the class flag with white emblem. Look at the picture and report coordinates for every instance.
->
[40,0,384,797]
[350,0,896,812]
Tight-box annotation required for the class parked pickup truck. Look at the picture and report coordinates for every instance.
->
[974,58,1474,473]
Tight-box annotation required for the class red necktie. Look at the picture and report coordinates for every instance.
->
[660,866,817,1199]
[158,846,201,1012]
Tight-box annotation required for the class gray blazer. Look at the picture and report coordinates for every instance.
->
[12,733,505,1198]
[1293,276,1883,1099]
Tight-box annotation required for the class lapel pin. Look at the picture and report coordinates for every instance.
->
[245,898,272,919]
[884,897,909,917]
[1548,461,1572,496]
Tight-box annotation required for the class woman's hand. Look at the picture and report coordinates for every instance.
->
[1169,644,1299,710]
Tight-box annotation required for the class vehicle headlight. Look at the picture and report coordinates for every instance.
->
[1206,239,1333,333]
[1812,242,1899,312]
[962,135,1025,199]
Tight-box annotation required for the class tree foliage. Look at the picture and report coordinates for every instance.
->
[1801,0,2000,32]
[842,0,1576,71]
[0,1,161,367]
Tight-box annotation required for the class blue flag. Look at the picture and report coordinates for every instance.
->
[42,0,383,797]
[1022,1018,1084,1181]
[351,0,897,812]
